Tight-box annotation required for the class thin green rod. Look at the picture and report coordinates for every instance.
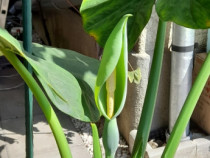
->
[131,20,167,158]
[91,123,102,158]
[162,52,210,158]
[22,0,33,157]
[3,50,72,158]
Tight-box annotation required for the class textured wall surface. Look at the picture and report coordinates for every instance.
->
[33,8,98,58]
[118,52,150,142]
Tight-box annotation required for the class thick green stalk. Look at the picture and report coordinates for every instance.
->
[3,50,72,158]
[103,118,119,158]
[22,0,33,157]
[91,123,102,158]
[162,52,210,158]
[131,20,167,158]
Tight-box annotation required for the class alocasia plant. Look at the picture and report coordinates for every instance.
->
[0,28,101,157]
[0,28,100,122]
[80,0,210,158]
[0,0,210,157]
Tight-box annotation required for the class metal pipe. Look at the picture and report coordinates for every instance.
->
[22,0,33,157]
[207,29,210,52]
[169,24,195,140]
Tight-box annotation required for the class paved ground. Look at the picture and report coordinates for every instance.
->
[0,66,91,158]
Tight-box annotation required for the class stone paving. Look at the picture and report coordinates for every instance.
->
[0,67,91,158]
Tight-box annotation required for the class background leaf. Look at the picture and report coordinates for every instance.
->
[128,68,141,84]
[32,43,101,122]
[80,0,155,50]
[156,0,210,29]
[0,28,100,122]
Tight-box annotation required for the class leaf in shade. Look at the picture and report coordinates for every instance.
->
[31,43,101,122]
[0,28,100,122]
[80,0,155,50]
[156,0,210,29]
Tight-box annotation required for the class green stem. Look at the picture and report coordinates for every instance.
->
[91,123,102,158]
[103,118,119,158]
[162,52,210,158]
[131,20,167,158]
[22,0,33,157]
[106,154,115,158]
[3,51,72,158]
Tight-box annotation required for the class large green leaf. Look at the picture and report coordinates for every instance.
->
[80,0,155,50]
[31,43,98,93]
[156,0,210,29]
[95,15,129,120]
[31,43,101,122]
[0,28,100,122]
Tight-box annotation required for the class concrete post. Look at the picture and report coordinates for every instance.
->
[118,51,150,142]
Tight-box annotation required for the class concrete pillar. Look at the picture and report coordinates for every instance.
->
[118,51,150,142]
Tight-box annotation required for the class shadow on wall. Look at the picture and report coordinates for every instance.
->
[32,8,98,59]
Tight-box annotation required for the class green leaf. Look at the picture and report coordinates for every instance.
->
[156,0,210,29]
[91,123,102,158]
[0,28,100,122]
[94,15,130,120]
[31,43,101,121]
[128,68,141,84]
[80,0,155,50]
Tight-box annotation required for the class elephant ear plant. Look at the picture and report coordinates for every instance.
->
[0,15,130,158]
[0,27,103,157]
[0,0,210,158]
[80,0,210,158]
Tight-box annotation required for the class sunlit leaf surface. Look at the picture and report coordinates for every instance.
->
[0,28,100,122]
[156,0,210,28]
[80,0,155,50]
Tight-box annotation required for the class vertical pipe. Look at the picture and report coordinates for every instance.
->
[207,29,210,52]
[169,24,194,140]
[162,52,210,158]
[22,0,33,157]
